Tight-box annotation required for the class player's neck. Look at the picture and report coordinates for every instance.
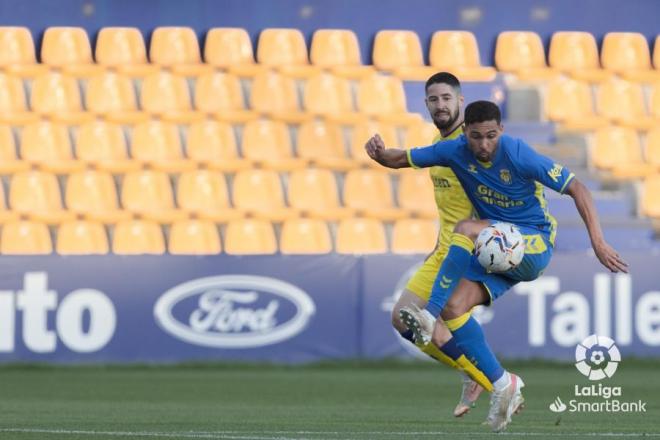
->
[440,119,464,138]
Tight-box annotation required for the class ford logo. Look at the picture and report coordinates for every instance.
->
[154,275,316,348]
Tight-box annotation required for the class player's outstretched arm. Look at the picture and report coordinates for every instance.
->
[564,178,629,273]
[364,134,411,169]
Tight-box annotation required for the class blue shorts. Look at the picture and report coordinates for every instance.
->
[464,223,554,305]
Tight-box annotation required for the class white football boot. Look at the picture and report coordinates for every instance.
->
[453,374,484,417]
[486,373,525,432]
[399,304,435,346]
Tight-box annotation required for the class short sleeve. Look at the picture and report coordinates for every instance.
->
[514,139,575,194]
[407,139,457,168]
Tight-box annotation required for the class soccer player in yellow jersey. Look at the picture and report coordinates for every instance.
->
[390,73,491,417]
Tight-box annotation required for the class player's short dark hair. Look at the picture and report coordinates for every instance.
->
[425,72,461,94]
[465,100,501,125]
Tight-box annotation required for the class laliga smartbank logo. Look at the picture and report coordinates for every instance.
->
[548,334,647,414]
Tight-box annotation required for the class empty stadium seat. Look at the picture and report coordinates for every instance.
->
[232,169,298,221]
[0,125,29,174]
[356,74,420,125]
[56,220,109,255]
[248,71,309,123]
[640,175,660,218]
[0,27,46,77]
[336,217,387,254]
[0,182,19,223]
[343,169,406,220]
[548,32,611,82]
[592,126,655,179]
[391,219,437,254]
[65,170,130,223]
[0,72,38,124]
[372,30,433,80]
[203,28,266,77]
[280,218,332,254]
[403,121,439,147]
[224,219,277,255]
[193,72,255,123]
[495,31,559,81]
[120,170,187,223]
[1,220,52,254]
[85,72,148,124]
[397,169,437,219]
[185,120,252,172]
[256,28,320,78]
[41,27,101,77]
[20,121,84,173]
[130,120,194,172]
[296,120,355,171]
[596,78,655,130]
[544,77,608,131]
[30,72,91,123]
[287,168,354,220]
[176,170,242,222]
[644,128,660,169]
[309,29,374,78]
[429,31,497,82]
[140,71,203,123]
[303,73,363,124]
[149,27,212,76]
[601,32,659,82]
[95,27,158,77]
[169,219,221,255]
[241,119,306,170]
[650,82,660,120]
[75,121,140,173]
[9,171,74,223]
[349,120,400,166]
[112,219,165,254]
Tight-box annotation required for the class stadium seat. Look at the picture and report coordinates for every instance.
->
[592,126,655,179]
[397,169,437,219]
[654,35,660,70]
[120,170,187,223]
[176,170,243,222]
[149,26,212,76]
[203,28,266,77]
[644,128,660,169]
[140,71,203,123]
[248,71,310,123]
[548,32,611,82]
[256,28,320,78]
[403,121,439,147]
[20,121,84,174]
[169,219,221,255]
[649,82,660,120]
[232,169,298,221]
[596,78,655,130]
[0,125,29,174]
[30,72,92,123]
[303,73,363,124]
[640,175,660,218]
[372,30,434,80]
[193,72,256,123]
[349,120,400,166]
[544,77,608,131]
[336,217,387,254]
[287,168,354,220]
[56,220,109,255]
[84,72,148,124]
[356,74,420,125]
[75,121,140,173]
[185,120,252,172]
[296,120,355,171]
[41,27,102,77]
[495,31,559,81]
[0,182,19,223]
[343,169,406,220]
[391,218,437,254]
[309,29,374,78]
[9,171,74,223]
[280,218,332,254]
[65,170,131,223]
[224,218,277,255]
[0,72,38,124]
[130,120,195,172]
[95,27,158,77]
[112,219,165,254]
[241,119,306,170]
[601,32,659,82]
[429,31,497,82]
[0,27,46,77]
[1,220,52,254]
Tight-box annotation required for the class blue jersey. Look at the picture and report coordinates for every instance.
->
[407,134,575,245]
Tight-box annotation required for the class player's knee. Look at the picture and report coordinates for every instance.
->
[443,296,469,320]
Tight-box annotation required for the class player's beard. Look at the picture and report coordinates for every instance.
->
[432,105,460,132]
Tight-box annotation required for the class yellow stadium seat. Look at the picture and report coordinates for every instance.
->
[56,220,109,255]
[343,169,406,220]
[601,32,659,82]
[303,73,363,124]
[75,121,140,173]
[356,74,420,125]
[169,219,221,255]
[429,31,497,82]
[140,71,203,123]
[336,217,387,254]
[397,169,437,219]
[248,71,310,123]
[596,78,655,130]
[112,219,165,254]
[0,182,19,223]
[241,119,306,170]
[65,170,130,223]
[288,169,354,220]
[85,72,148,124]
[1,220,52,254]
[120,170,187,223]
[544,77,608,131]
[309,29,374,78]
[548,32,611,82]
[204,28,267,77]
[654,35,660,69]
[185,120,252,172]
[495,31,559,81]
[149,27,212,76]
[232,169,298,221]
[256,28,320,78]
[349,120,400,166]
[641,175,660,218]
[296,120,355,171]
[649,82,660,120]
[9,171,74,223]
[176,170,243,222]
[0,124,30,174]
[392,218,438,254]
[592,126,654,179]
[0,73,38,124]
[372,30,434,80]
[644,128,660,170]
[20,121,84,173]
[193,72,256,123]
[41,27,102,77]
[95,27,158,77]
[225,219,277,255]
[30,72,92,123]
[0,27,46,77]
[280,218,332,254]
[130,120,195,172]
[403,121,438,147]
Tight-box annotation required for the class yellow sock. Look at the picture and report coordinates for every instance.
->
[445,312,494,392]
[420,341,460,369]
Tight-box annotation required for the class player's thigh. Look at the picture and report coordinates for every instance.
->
[441,278,489,320]
[509,231,554,281]
[392,289,428,332]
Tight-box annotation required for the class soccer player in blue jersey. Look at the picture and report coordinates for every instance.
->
[365,100,628,432]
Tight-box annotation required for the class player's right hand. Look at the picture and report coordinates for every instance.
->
[593,241,629,273]
[365,134,385,160]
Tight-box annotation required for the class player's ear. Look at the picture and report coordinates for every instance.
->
[459,94,465,106]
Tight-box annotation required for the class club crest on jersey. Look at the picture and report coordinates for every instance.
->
[499,169,512,184]
[468,164,478,174]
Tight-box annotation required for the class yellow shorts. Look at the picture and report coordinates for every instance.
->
[405,248,447,301]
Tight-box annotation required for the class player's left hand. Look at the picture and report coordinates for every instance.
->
[593,241,629,273]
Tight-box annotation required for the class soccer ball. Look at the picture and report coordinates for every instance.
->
[474,222,525,273]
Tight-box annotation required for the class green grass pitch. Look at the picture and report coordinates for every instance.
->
[0,360,658,439]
